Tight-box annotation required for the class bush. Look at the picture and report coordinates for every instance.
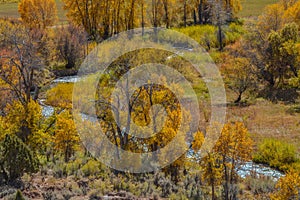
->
[15,190,25,200]
[243,176,275,195]
[80,159,102,177]
[0,134,39,183]
[253,138,298,171]
[45,83,73,109]
[174,23,244,50]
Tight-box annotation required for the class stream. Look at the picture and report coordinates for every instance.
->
[40,75,284,181]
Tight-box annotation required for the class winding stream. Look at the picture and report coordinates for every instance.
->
[40,75,284,181]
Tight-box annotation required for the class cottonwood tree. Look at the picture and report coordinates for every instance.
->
[257,4,285,37]
[213,122,253,200]
[244,8,300,96]
[222,56,256,103]
[63,0,139,41]
[56,24,87,69]
[18,0,58,29]
[262,23,299,88]
[0,20,52,146]
[54,111,80,162]
[0,20,50,104]
[192,131,222,200]
[201,153,223,200]
[93,48,193,179]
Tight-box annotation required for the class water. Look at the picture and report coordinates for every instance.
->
[52,75,80,83]
[237,162,283,181]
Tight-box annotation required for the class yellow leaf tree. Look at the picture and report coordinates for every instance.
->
[54,111,80,162]
[201,153,223,200]
[258,4,285,36]
[0,100,50,154]
[270,169,300,200]
[18,0,58,29]
[214,122,253,200]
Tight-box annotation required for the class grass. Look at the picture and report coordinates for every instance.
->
[227,99,300,154]
[0,0,67,23]
[239,0,279,18]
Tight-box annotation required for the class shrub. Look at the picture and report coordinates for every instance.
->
[15,190,25,200]
[80,159,102,177]
[45,83,73,109]
[253,138,298,171]
[243,176,276,195]
[0,134,39,183]
[174,24,244,50]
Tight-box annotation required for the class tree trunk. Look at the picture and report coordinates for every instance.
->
[198,0,203,24]
[218,23,223,51]
[183,0,187,27]
[223,157,229,200]
[141,2,145,36]
[234,92,242,103]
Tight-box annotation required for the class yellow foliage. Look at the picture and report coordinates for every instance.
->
[214,122,253,162]
[18,0,58,29]
[192,131,205,152]
[0,100,50,152]
[283,1,300,26]
[270,169,300,200]
[54,110,80,162]
[46,83,73,109]
[201,153,223,187]
[258,4,285,35]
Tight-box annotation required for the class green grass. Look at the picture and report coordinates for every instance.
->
[0,2,19,18]
[239,0,279,18]
[0,0,67,23]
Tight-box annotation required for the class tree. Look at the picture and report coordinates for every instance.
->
[270,169,300,200]
[244,18,300,96]
[214,122,253,200]
[56,24,87,69]
[54,111,80,162]
[257,4,285,36]
[283,1,300,26]
[93,48,194,177]
[0,100,50,154]
[0,19,50,104]
[0,134,39,183]
[264,23,299,88]
[201,153,223,200]
[210,0,227,51]
[222,56,256,103]
[63,0,121,41]
[18,0,58,29]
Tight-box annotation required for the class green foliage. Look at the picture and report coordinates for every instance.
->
[254,138,298,171]
[0,134,39,182]
[174,24,245,50]
[80,159,102,177]
[15,190,25,200]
